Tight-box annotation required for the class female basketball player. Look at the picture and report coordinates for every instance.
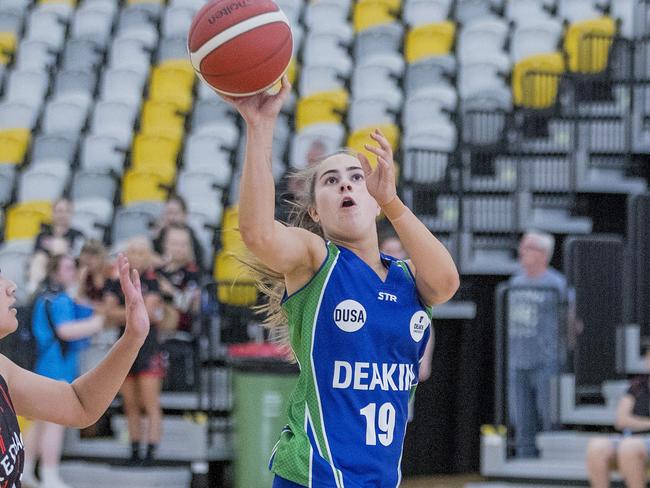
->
[0,254,149,488]
[224,77,459,487]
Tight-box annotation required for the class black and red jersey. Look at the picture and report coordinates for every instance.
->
[0,375,23,488]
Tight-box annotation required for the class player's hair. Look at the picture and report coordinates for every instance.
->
[240,151,354,349]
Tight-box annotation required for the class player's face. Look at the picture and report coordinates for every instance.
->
[52,200,73,228]
[0,276,18,338]
[311,154,379,239]
[126,238,152,272]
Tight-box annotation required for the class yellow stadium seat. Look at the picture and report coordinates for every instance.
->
[296,90,349,131]
[405,22,456,63]
[353,0,398,32]
[140,100,185,142]
[39,0,76,5]
[0,32,16,64]
[0,129,31,165]
[214,250,257,307]
[564,17,616,74]
[347,124,400,164]
[358,0,401,11]
[132,132,179,168]
[512,53,565,109]
[122,170,167,205]
[220,205,247,250]
[132,159,176,185]
[5,201,52,241]
[150,61,195,111]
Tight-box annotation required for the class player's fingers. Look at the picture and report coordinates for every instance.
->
[357,152,373,175]
[364,144,388,159]
[370,129,392,153]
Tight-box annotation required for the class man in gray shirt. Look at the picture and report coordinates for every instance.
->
[507,231,574,457]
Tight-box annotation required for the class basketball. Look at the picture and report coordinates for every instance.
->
[188,0,293,97]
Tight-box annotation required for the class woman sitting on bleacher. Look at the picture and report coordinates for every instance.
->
[587,345,650,488]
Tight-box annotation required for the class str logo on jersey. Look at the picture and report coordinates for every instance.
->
[409,311,430,342]
[333,299,366,332]
[378,292,397,302]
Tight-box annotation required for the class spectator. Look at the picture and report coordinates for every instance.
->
[508,230,575,457]
[152,195,205,270]
[77,239,110,307]
[27,199,85,296]
[586,346,650,488]
[157,225,202,334]
[23,254,105,488]
[103,237,165,465]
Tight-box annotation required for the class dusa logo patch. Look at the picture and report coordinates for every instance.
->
[333,299,366,332]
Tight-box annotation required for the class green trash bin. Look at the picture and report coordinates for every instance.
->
[229,344,299,488]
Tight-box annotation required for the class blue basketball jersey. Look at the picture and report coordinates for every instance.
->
[270,241,432,487]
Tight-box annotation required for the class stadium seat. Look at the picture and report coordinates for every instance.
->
[354,23,404,64]
[402,87,458,128]
[461,87,512,146]
[458,18,509,62]
[352,63,403,108]
[183,135,232,184]
[91,101,138,146]
[121,169,167,205]
[15,39,56,70]
[305,0,350,28]
[353,0,398,32]
[454,0,498,24]
[403,118,457,150]
[300,64,347,97]
[0,165,15,205]
[505,0,552,24]
[512,52,565,108]
[80,134,126,174]
[296,90,349,130]
[511,18,564,63]
[289,123,345,168]
[348,97,396,131]
[404,0,451,26]
[115,23,159,50]
[0,129,30,164]
[132,132,180,168]
[459,51,510,98]
[140,100,185,141]
[5,69,49,108]
[557,0,602,23]
[5,201,52,241]
[405,56,456,94]
[109,38,151,77]
[406,21,456,63]
[0,102,38,130]
[611,0,635,39]
[18,161,70,202]
[32,133,77,165]
[214,250,258,307]
[149,60,195,111]
[54,69,97,98]
[157,36,188,62]
[42,96,91,136]
[71,170,117,203]
[0,31,16,65]
[178,169,225,208]
[71,6,114,48]
[25,10,65,51]
[100,68,147,105]
[564,17,616,74]
[62,39,103,72]
[347,124,400,164]
[112,205,156,243]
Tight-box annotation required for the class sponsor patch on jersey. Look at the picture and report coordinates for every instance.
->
[333,299,366,332]
[409,311,429,342]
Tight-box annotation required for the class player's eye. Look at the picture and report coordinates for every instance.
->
[326,176,338,184]
[351,173,364,181]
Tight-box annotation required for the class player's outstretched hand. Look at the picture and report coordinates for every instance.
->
[118,253,149,345]
[357,129,398,207]
[221,75,291,127]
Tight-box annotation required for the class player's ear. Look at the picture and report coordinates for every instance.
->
[308,206,319,223]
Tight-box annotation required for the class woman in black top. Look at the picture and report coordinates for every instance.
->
[586,347,650,488]
[157,225,202,333]
[103,237,165,465]
[0,254,149,488]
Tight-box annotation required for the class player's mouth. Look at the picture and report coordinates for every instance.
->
[341,196,356,208]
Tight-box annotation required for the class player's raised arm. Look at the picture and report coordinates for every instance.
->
[223,77,324,277]
[359,130,460,306]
